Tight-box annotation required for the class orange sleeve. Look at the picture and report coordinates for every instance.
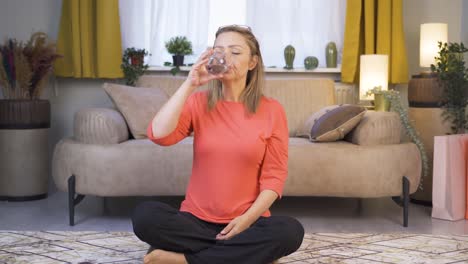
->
[147,93,194,146]
[259,102,289,199]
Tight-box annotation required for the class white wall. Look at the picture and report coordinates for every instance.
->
[0,0,62,41]
[403,0,464,77]
[463,0,468,46]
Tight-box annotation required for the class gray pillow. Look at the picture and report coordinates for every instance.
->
[298,104,366,142]
[103,83,169,139]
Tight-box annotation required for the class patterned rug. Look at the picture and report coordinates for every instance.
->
[1,231,468,263]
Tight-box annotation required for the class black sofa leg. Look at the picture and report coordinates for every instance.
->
[403,176,409,227]
[68,175,85,226]
[391,176,410,227]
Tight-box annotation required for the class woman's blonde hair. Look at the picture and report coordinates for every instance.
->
[207,25,265,114]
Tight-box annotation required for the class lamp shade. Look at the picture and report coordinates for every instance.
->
[359,54,388,100]
[420,23,448,67]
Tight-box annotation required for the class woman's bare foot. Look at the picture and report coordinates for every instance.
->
[143,249,187,264]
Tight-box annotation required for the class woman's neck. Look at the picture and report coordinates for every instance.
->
[222,78,246,102]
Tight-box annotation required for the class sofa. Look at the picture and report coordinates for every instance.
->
[52,76,421,226]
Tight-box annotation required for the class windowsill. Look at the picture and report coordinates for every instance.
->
[146,65,342,81]
[264,67,341,73]
[148,65,341,73]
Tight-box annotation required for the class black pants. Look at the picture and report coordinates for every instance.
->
[132,201,304,264]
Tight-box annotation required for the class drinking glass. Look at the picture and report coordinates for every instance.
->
[206,51,229,74]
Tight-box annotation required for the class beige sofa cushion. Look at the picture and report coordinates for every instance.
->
[137,76,336,136]
[284,138,421,197]
[297,104,366,142]
[74,108,129,144]
[103,83,169,139]
[345,111,402,145]
[52,137,421,197]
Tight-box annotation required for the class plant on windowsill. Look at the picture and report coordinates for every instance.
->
[121,48,150,86]
[430,42,468,134]
[366,86,429,190]
[165,36,193,75]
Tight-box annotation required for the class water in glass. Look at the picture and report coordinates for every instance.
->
[206,51,229,74]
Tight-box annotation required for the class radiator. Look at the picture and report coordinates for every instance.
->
[334,83,357,105]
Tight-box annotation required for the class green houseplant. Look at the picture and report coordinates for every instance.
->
[121,48,150,86]
[430,42,468,134]
[0,32,61,201]
[366,87,429,190]
[165,36,193,67]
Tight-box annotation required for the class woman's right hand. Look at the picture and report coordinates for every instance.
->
[186,48,224,88]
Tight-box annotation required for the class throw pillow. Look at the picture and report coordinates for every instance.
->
[103,83,169,139]
[297,104,366,142]
[345,111,402,145]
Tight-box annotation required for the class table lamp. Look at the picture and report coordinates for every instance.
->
[359,54,389,109]
[408,23,448,107]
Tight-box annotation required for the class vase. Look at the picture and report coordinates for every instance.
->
[304,56,319,70]
[130,54,144,66]
[374,94,390,111]
[172,55,184,67]
[0,99,50,201]
[284,45,295,69]
[326,42,337,68]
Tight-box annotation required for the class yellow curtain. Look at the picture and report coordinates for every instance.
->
[341,0,408,84]
[55,0,123,78]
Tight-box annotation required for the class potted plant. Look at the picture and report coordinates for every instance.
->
[366,86,429,190]
[431,42,468,134]
[0,32,61,201]
[165,36,193,67]
[121,48,150,86]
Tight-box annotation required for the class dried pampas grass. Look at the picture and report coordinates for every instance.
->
[14,44,32,99]
[0,32,61,100]
[0,53,11,98]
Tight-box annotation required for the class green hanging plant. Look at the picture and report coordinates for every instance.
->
[366,86,429,190]
[170,66,181,76]
[121,48,150,86]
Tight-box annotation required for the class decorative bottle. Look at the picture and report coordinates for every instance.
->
[284,45,295,69]
[326,42,337,68]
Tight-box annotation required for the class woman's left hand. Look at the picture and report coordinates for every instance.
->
[216,214,254,240]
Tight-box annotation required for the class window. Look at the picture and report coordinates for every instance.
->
[120,0,346,68]
[207,0,247,46]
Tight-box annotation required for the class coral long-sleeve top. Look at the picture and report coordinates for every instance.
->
[147,90,288,223]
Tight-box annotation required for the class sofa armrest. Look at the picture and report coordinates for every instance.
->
[74,108,129,144]
[345,111,401,146]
